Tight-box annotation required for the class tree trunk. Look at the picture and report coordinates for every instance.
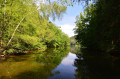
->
[6,16,26,47]
[6,10,37,47]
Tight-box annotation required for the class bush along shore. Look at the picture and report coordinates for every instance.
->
[0,20,70,56]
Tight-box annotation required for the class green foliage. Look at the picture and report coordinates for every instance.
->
[0,0,70,53]
[7,49,14,54]
[75,0,120,51]
[75,4,96,48]
[45,22,70,47]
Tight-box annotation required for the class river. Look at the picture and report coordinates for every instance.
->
[0,47,120,79]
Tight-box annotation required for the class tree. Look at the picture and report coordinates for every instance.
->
[0,0,70,54]
[75,0,120,51]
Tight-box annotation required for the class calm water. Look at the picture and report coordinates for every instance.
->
[0,47,120,79]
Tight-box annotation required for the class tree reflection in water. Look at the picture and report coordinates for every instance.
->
[74,48,120,79]
[0,47,70,79]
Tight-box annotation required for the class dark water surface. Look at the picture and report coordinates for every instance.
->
[0,47,120,79]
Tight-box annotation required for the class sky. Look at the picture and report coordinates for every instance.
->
[51,3,84,37]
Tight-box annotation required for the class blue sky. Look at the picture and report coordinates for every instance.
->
[51,3,84,37]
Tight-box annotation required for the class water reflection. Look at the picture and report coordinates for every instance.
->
[0,47,120,79]
[48,52,77,79]
[0,47,70,79]
[70,46,80,54]
[74,48,120,79]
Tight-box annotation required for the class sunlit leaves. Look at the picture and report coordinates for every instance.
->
[0,0,70,50]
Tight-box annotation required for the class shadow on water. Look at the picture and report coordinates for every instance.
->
[0,47,70,79]
[74,48,120,79]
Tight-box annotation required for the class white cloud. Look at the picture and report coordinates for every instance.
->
[59,24,75,37]
[61,53,77,65]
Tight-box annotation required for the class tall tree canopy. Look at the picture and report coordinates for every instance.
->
[75,0,120,51]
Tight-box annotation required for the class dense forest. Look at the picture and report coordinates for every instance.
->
[75,0,120,52]
[0,0,70,54]
[0,0,120,54]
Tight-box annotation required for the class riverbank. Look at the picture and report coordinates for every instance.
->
[0,47,46,58]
